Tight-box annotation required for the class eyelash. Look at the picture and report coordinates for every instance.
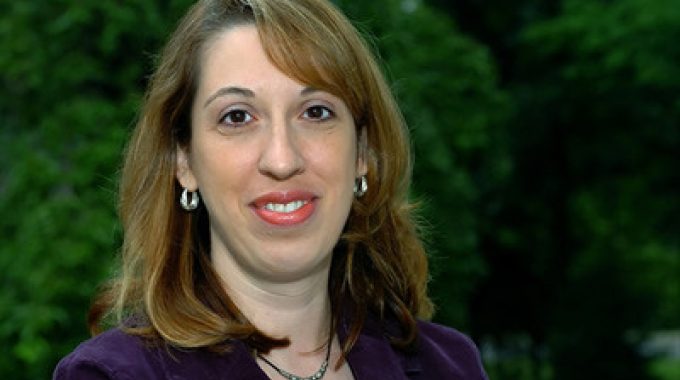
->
[217,105,335,128]
[303,105,335,121]
[219,109,253,127]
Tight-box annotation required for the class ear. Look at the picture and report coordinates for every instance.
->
[176,145,198,190]
[356,126,368,177]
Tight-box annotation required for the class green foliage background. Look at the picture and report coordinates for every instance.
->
[0,0,677,379]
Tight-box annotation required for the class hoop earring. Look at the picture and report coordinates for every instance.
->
[180,188,199,211]
[353,175,367,197]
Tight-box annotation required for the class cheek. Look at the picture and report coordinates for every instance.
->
[190,140,253,196]
[306,135,357,180]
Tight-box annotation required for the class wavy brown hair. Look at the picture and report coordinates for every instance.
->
[90,0,433,357]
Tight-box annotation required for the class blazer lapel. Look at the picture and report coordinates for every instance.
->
[343,319,411,380]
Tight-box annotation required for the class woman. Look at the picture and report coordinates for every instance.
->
[54,0,488,379]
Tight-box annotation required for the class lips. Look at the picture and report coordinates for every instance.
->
[250,191,317,226]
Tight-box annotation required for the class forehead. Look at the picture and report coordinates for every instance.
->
[197,25,307,96]
[201,26,268,81]
[194,20,361,121]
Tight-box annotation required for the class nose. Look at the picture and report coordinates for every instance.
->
[257,119,304,180]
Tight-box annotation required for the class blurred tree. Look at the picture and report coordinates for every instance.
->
[516,2,680,379]
[425,0,680,378]
[0,1,193,378]
[424,0,561,82]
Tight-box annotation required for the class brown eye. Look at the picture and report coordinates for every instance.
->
[220,109,253,126]
[304,105,334,121]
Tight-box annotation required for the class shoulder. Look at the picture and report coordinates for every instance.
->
[410,320,488,380]
[54,328,267,380]
[53,328,164,380]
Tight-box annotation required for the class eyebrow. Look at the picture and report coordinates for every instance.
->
[300,87,321,96]
[203,86,323,108]
[203,86,255,108]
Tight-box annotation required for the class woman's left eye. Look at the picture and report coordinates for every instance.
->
[303,105,334,121]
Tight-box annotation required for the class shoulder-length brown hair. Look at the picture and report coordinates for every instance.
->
[90,0,432,356]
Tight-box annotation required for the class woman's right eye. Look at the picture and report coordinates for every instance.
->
[219,109,253,126]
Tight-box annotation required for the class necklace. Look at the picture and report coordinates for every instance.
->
[257,341,332,380]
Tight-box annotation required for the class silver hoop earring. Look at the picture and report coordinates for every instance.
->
[353,175,367,197]
[180,188,199,211]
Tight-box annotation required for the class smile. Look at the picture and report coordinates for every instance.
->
[251,191,317,226]
[264,200,308,213]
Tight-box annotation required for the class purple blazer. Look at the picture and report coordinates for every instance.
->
[54,318,488,379]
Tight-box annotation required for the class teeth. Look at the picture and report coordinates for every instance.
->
[264,200,307,213]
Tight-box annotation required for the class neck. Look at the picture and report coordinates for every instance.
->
[234,274,332,350]
[210,245,351,379]
[211,250,333,352]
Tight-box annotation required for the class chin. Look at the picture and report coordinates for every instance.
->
[256,247,332,278]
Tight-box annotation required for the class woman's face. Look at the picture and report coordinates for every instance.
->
[177,25,366,283]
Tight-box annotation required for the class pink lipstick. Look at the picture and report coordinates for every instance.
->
[251,191,317,226]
